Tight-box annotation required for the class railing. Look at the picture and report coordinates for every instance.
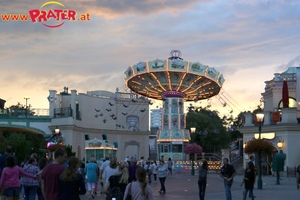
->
[0,108,49,118]
[286,166,297,180]
[230,141,243,164]
[54,107,73,118]
[173,153,222,174]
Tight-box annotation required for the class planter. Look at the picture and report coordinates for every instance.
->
[244,139,275,156]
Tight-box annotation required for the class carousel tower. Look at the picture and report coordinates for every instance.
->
[124,50,224,160]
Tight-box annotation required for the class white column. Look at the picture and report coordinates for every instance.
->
[48,90,57,117]
[243,112,254,126]
[263,111,271,125]
[71,90,77,118]
[281,108,297,123]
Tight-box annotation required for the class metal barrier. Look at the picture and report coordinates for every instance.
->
[286,166,297,180]
[173,155,222,174]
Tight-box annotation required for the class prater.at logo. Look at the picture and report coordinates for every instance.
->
[29,1,90,28]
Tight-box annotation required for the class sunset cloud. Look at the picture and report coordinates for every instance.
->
[1,0,300,115]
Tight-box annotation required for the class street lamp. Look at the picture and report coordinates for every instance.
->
[24,96,30,117]
[190,127,196,176]
[54,126,60,134]
[256,112,264,190]
[277,137,284,149]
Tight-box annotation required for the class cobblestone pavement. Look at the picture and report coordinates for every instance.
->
[80,172,299,200]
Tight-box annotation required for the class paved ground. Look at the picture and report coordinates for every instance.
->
[80,171,299,200]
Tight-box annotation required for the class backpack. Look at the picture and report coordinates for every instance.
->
[106,187,123,200]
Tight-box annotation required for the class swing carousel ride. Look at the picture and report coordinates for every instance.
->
[124,50,225,160]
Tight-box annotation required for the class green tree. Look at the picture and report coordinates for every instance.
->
[64,145,76,157]
[8,102,35,117]
[0,131,46,163]
[0,133,27,163]
[186,106,231,154]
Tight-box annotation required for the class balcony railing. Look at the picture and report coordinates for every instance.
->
[0,108,49,118]
[54,107,73,118]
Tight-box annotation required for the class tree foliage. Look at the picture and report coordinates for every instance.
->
[64,144,76,157]
[186,106,231,153]
[0,131,46,163]
[7,102,35,116]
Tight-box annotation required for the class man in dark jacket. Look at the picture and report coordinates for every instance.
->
[220,158,236,200]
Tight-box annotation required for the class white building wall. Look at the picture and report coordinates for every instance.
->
[50,89,150,162]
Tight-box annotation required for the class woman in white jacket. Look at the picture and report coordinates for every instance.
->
[157,160,168,194]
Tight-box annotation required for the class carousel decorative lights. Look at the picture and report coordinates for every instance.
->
[124,50,224,160]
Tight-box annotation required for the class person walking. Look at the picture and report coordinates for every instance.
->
[0,146,18,200]
[240,162,256,200]
[248,155,256,198]
[167,158,173,176]
[103,156,119,185]
[220,158,236,200]
[21,157,40,200]
[123,167,153,200]
[93,160,100,195]
[99,156,110,194]
[128,157,141,181]
[58,156,86,200]
[103,161,132,195]
[144,161,153,184]
[152,161,158,183]
[157,160,168,194]
[0,155,37,200]
[139,157,145,168]
[198,160,208,200]
[85,157,98,199]
[37,157,48,200]
[41,148,67,200]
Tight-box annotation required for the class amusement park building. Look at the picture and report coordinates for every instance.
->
[240,67,300,174]
[48,88,151,161]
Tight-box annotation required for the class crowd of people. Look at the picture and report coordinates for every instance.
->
[3,144,289,200]
[0,146,175,200]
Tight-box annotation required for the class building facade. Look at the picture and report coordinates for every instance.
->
[48,88,151,161]
[240,67,300,174]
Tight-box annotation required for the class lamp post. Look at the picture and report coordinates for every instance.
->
[190,127,196,176]
[256,112,264,190]
[24,96,30,117]
[54,126,60,134]
[277,137,284,149]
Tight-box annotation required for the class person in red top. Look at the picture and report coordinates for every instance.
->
[41,148,67,200]
[0,155,37,200]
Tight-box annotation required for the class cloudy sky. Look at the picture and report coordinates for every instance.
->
[1,0,300,116]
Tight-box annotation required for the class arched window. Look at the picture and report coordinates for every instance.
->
[278,97,297,110]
